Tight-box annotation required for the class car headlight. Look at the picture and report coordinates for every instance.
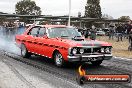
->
[72,48,77,54]
[101,48,105,53]
[105,47,111,53]
[80,48,84,54]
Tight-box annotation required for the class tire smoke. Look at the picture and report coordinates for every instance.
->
[0,26,24,55]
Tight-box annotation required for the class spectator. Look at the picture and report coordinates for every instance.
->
[84,29,89,38]
[116,24,125,42]
[90,25,97,40]
[128,29,132,51]
[109,25,115,40]
[125,20,132,39]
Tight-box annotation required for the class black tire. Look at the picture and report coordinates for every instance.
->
[91,60,103,66]
[54,51,65,67]
[21,44,31,58]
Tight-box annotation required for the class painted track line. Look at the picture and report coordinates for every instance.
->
[114,56,132,61]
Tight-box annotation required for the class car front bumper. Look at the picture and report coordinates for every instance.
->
[67,54,112,62]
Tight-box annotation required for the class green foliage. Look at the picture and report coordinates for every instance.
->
[118,16,131,21]
[15,0,41,23]
[0,16,6,25]
[85,0,102,18]
[15,0,41,15]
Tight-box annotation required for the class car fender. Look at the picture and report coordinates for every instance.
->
[52,48,69,61]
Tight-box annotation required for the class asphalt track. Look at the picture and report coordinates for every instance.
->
[0,27,132,88]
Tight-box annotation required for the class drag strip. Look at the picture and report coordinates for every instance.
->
[1,58,36,88]
[0,50,83,88]
[0,48,132,88]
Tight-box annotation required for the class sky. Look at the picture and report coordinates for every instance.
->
[0,0,132,19]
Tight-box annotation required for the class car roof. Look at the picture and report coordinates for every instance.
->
[25,24,69,34]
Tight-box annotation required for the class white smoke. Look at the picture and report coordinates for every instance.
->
[0,26,21,55]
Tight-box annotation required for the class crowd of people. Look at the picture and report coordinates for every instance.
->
[81,21,132,51]
[108,21,132,50]
[109,21,132,42]
[0,22,25,40]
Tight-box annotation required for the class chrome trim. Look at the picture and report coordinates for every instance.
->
[74,46,101,48]
[104,54,112,57]
[28,51,51,58]
[68,54,112,58]
[67,56,79,59]
[82,55,104,58]
[46,28,49,37]
[68,47,72,55]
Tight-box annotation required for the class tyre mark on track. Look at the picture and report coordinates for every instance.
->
[1,50,132,88]
[108,58,132,66]
[1,50,84,88]
[1,57,36,88]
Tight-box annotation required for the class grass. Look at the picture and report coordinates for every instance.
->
[97,36,132,59]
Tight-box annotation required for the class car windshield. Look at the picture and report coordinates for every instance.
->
[48,27,82,38]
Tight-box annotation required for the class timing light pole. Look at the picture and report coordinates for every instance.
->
[68,0,71,27]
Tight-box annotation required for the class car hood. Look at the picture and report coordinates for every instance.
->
[59,38,112,47]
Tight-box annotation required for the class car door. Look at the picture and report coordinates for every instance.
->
[25,27,39,53]
[34,27,47,55]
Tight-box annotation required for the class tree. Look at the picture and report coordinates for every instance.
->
[85,0,102,18]
[15,0,41,15]
[118,16,131,21]
[0,16,6,25]
[0,12,7,25]
[15,0,41,23]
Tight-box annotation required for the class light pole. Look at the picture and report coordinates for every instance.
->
[68,0,71,26]
[34,16,35,24]
[33,10,36,24]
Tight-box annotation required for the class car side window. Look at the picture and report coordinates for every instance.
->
[28,27,39,37]
[38,28,46,37]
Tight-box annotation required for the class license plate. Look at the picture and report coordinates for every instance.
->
[82,58,89,61]
[82,58,97,61]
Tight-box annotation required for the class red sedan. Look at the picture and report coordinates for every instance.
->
[15,25,112,67]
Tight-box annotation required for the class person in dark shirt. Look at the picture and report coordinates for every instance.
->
[128,23,132,43]
[109,26,115,40]
[128,29,132,51]
[125,21,132,39]
[90,28,97,40]
[116,24,125,42]
[84,29,89,38]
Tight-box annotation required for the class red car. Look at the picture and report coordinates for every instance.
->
[15,25,112,67]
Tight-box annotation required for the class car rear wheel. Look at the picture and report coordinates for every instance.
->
[54,51,65,67]
[91,60,103,66]
[21,44,31,58]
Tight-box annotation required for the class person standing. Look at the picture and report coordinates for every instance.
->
[128,29,132,51]
[84,29,89,38]
[90,25,97,40]
[109,25,115,40]
[125,21,132,39]
[116,23,125,42]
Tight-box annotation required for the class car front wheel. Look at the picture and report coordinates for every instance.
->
[21,44,31,58]
[54,52,65,67]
